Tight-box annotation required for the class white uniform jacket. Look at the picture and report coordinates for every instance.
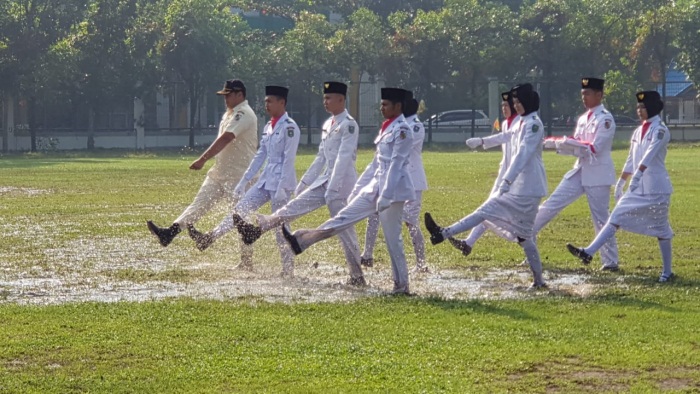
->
[482,115,520,196]
[405,114,428,191]
[354,115,416,203]
[564,104,616,186]
[623,115,673,195]
[496,113,547,197]
[299,110,359,201]
[241,112,300,192]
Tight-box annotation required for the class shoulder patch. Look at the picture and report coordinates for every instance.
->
[287,127,295,137]
[348,125,355,134]
[604,120,611,129]
[532,124,539,133]
[657,130,665,140]
[413,125,420,132]
[234,113,242,121]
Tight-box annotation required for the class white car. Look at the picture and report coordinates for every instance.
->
[423,110,490,128]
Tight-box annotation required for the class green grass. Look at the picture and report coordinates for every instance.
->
[1,145,700,392]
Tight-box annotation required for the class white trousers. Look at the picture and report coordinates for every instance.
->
[304,193,410,291]
[212,186,294,273]
[269,184,363,279]
[362,192,425,268]
[534,171,619,266]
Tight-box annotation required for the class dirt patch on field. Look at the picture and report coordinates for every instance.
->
[509,358,699,392]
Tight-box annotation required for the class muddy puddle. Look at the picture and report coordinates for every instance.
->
[0,234,621,305]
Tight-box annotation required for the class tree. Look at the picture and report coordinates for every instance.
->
[630,0,682,100]
[266,11,334,142]
[675,0,700,92]
[443,0,515,134]
[0,0,87,151]
[158,0,251,148]
[48,0,145,149]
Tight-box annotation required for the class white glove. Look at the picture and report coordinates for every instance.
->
[614,178,626,202]
[543,139,558,149]
[376,196,392,212]
[629,171,643,193]
[273,188,287,204]
[232,181,247,201]
[498,180,511,196]
[466,138,482,149]
[294,181,307,196]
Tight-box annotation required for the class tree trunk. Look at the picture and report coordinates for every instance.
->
[189,86,198,149]
[87,107,95,149]
[29,97,37,152]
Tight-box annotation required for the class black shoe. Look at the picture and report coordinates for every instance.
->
[360,257,374,267]
[600,265,620,272]
[282,225,303,255]
[147,221,180,247]
[566,243,592,265]
[232,213,243,227]
[187,224,213,251]
[424,212,445,245]
[347,276,367,287]
[448,237,472,257]
[237,220,263,245]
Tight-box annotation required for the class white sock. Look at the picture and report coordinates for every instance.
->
[520,238,544,285]
[408,223,426,267]
[444,213,485,239]
[211,216,234,240]
[362,215,380,259]
[584,223,617,255]
[658,238,673,277]
[465,223,487,247]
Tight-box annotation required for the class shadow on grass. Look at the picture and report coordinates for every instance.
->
[0,157,119,169]
[416,296,535,321]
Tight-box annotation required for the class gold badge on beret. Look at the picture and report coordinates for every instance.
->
[324,83,330,89]
[582,79,589,86]
[637,93,645,100]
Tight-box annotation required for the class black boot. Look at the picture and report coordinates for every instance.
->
[147,221,180,247]
[424,212,445,245]
[360,257,374,267]
[448,237,472,257]
[281,225,303,255]
[187,224,214,251]
[236,217,263,245]
[566,243,592,265]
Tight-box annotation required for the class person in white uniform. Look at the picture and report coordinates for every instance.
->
[535,77,620,270]
[447,91,521,256]
[360,91,428,272]
[234,81,366,285]
[567,91,674,282]
[189,85,300,277]
[425,83,548,289]
[281,88,415,294]
[146,79,257,247]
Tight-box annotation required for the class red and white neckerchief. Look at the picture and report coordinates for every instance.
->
[381,116,398,133]
[641,121,651,140]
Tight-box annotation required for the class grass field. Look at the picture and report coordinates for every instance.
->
[1,144,699,392]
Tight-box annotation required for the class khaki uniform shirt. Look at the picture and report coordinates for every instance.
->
[207,100,258,183]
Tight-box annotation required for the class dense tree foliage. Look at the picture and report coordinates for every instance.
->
[1,0,698,149]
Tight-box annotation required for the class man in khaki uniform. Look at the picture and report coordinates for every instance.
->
[147,79,258,247]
